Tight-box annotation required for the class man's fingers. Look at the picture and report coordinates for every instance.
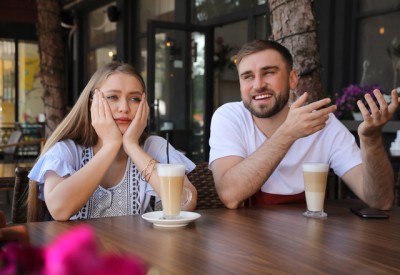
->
[290,92,308,108]
[388,89,399,114]
[301,97,332,113]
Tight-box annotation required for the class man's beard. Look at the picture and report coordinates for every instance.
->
[242,88,290,118]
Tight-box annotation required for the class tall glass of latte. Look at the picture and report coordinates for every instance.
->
[157,163,192,220]
[302,163,329,219]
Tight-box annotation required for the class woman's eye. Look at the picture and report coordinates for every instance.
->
[130,97,141,102]
[106,95,118,101]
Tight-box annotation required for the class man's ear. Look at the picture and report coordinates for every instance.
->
[289,70,298,90]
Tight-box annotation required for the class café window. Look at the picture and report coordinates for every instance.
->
[0,40,44,125]
[139,38,148,87]
[0,39,45,144]
[358,0,400,14]
[191,0,267,23]
[0,40,15,125]
[356,1,400,93]
[87,2,117,78]
[139,0,176,33]
[18,42,44,124]
[255,14,269,40]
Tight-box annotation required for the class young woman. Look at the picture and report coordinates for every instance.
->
[28,61,197,221]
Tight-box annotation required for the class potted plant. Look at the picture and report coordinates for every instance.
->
[214,37,236,76]
[333,84,380,120]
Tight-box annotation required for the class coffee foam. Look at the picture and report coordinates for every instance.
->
[302,163,329,172]
[157,164,186,177]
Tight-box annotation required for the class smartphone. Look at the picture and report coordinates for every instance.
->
[350,207,390,219]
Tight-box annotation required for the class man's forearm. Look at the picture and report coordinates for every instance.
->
[217,131,295,208]
[360,135,394,209]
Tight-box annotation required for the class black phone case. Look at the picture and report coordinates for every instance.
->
[350,207,390,219]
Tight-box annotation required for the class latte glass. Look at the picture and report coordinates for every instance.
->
[157,163,192,220]
[302,163,329,219]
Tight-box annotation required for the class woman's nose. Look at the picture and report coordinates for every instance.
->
[118,99,130,113]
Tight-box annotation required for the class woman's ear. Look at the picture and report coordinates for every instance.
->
[289,70,298,90]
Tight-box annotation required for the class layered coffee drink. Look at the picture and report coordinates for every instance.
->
[157,164,186,219]
[302,163,329,218]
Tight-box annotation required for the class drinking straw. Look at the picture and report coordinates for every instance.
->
[166,132,170,164]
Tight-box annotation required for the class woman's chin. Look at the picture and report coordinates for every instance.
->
[118,125,128,134]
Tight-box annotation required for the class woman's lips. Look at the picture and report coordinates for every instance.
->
[115,118,131,124]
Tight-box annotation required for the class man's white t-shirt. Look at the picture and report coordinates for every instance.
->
[209,102,362,195]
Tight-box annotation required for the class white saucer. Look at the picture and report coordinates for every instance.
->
[141,211,201,228]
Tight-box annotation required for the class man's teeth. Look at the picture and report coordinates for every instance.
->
[254,94,271,100]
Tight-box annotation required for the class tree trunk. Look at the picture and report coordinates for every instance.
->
[268,0,321,103]
[36,0,66,137]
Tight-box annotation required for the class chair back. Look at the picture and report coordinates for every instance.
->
[12,166,49,223]
[3,130,22,154]
[188,162,225,209]
[12,166,31,224]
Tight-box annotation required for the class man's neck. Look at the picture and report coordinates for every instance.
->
[252,105,290,138]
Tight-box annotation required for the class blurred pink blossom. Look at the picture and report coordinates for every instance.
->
[0,242,44,274]
[0,225,147,275]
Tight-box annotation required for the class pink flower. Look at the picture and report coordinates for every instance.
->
[43,225,99,275]
[1,225,147,275]
[0,242,44,274]
[43,225,147,275]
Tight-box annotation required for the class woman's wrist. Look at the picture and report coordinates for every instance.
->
[98,141,122,154]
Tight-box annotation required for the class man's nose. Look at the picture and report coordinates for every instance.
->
[253,75,265,90]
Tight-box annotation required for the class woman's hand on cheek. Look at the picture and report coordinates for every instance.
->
[91,90,122,146]
[123,93,149,147]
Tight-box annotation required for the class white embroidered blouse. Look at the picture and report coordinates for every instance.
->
[28,136,195,220]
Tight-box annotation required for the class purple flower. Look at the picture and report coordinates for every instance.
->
[334,84,381,119]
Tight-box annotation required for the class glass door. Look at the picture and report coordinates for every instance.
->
[148,21,213,162]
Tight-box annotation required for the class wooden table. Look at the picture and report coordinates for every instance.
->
[27,200,400,274]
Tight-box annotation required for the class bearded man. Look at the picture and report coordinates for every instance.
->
[209,40,397,209]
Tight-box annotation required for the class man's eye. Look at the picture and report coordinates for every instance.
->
[243,75,253,80]
[264,71,274,76]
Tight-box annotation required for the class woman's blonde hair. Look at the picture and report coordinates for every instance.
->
[41,61,148,154]
[28,61,148,221]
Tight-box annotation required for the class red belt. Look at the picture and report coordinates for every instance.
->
[250,190,306,206]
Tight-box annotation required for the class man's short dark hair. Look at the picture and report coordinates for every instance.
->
[236,40,293,71]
